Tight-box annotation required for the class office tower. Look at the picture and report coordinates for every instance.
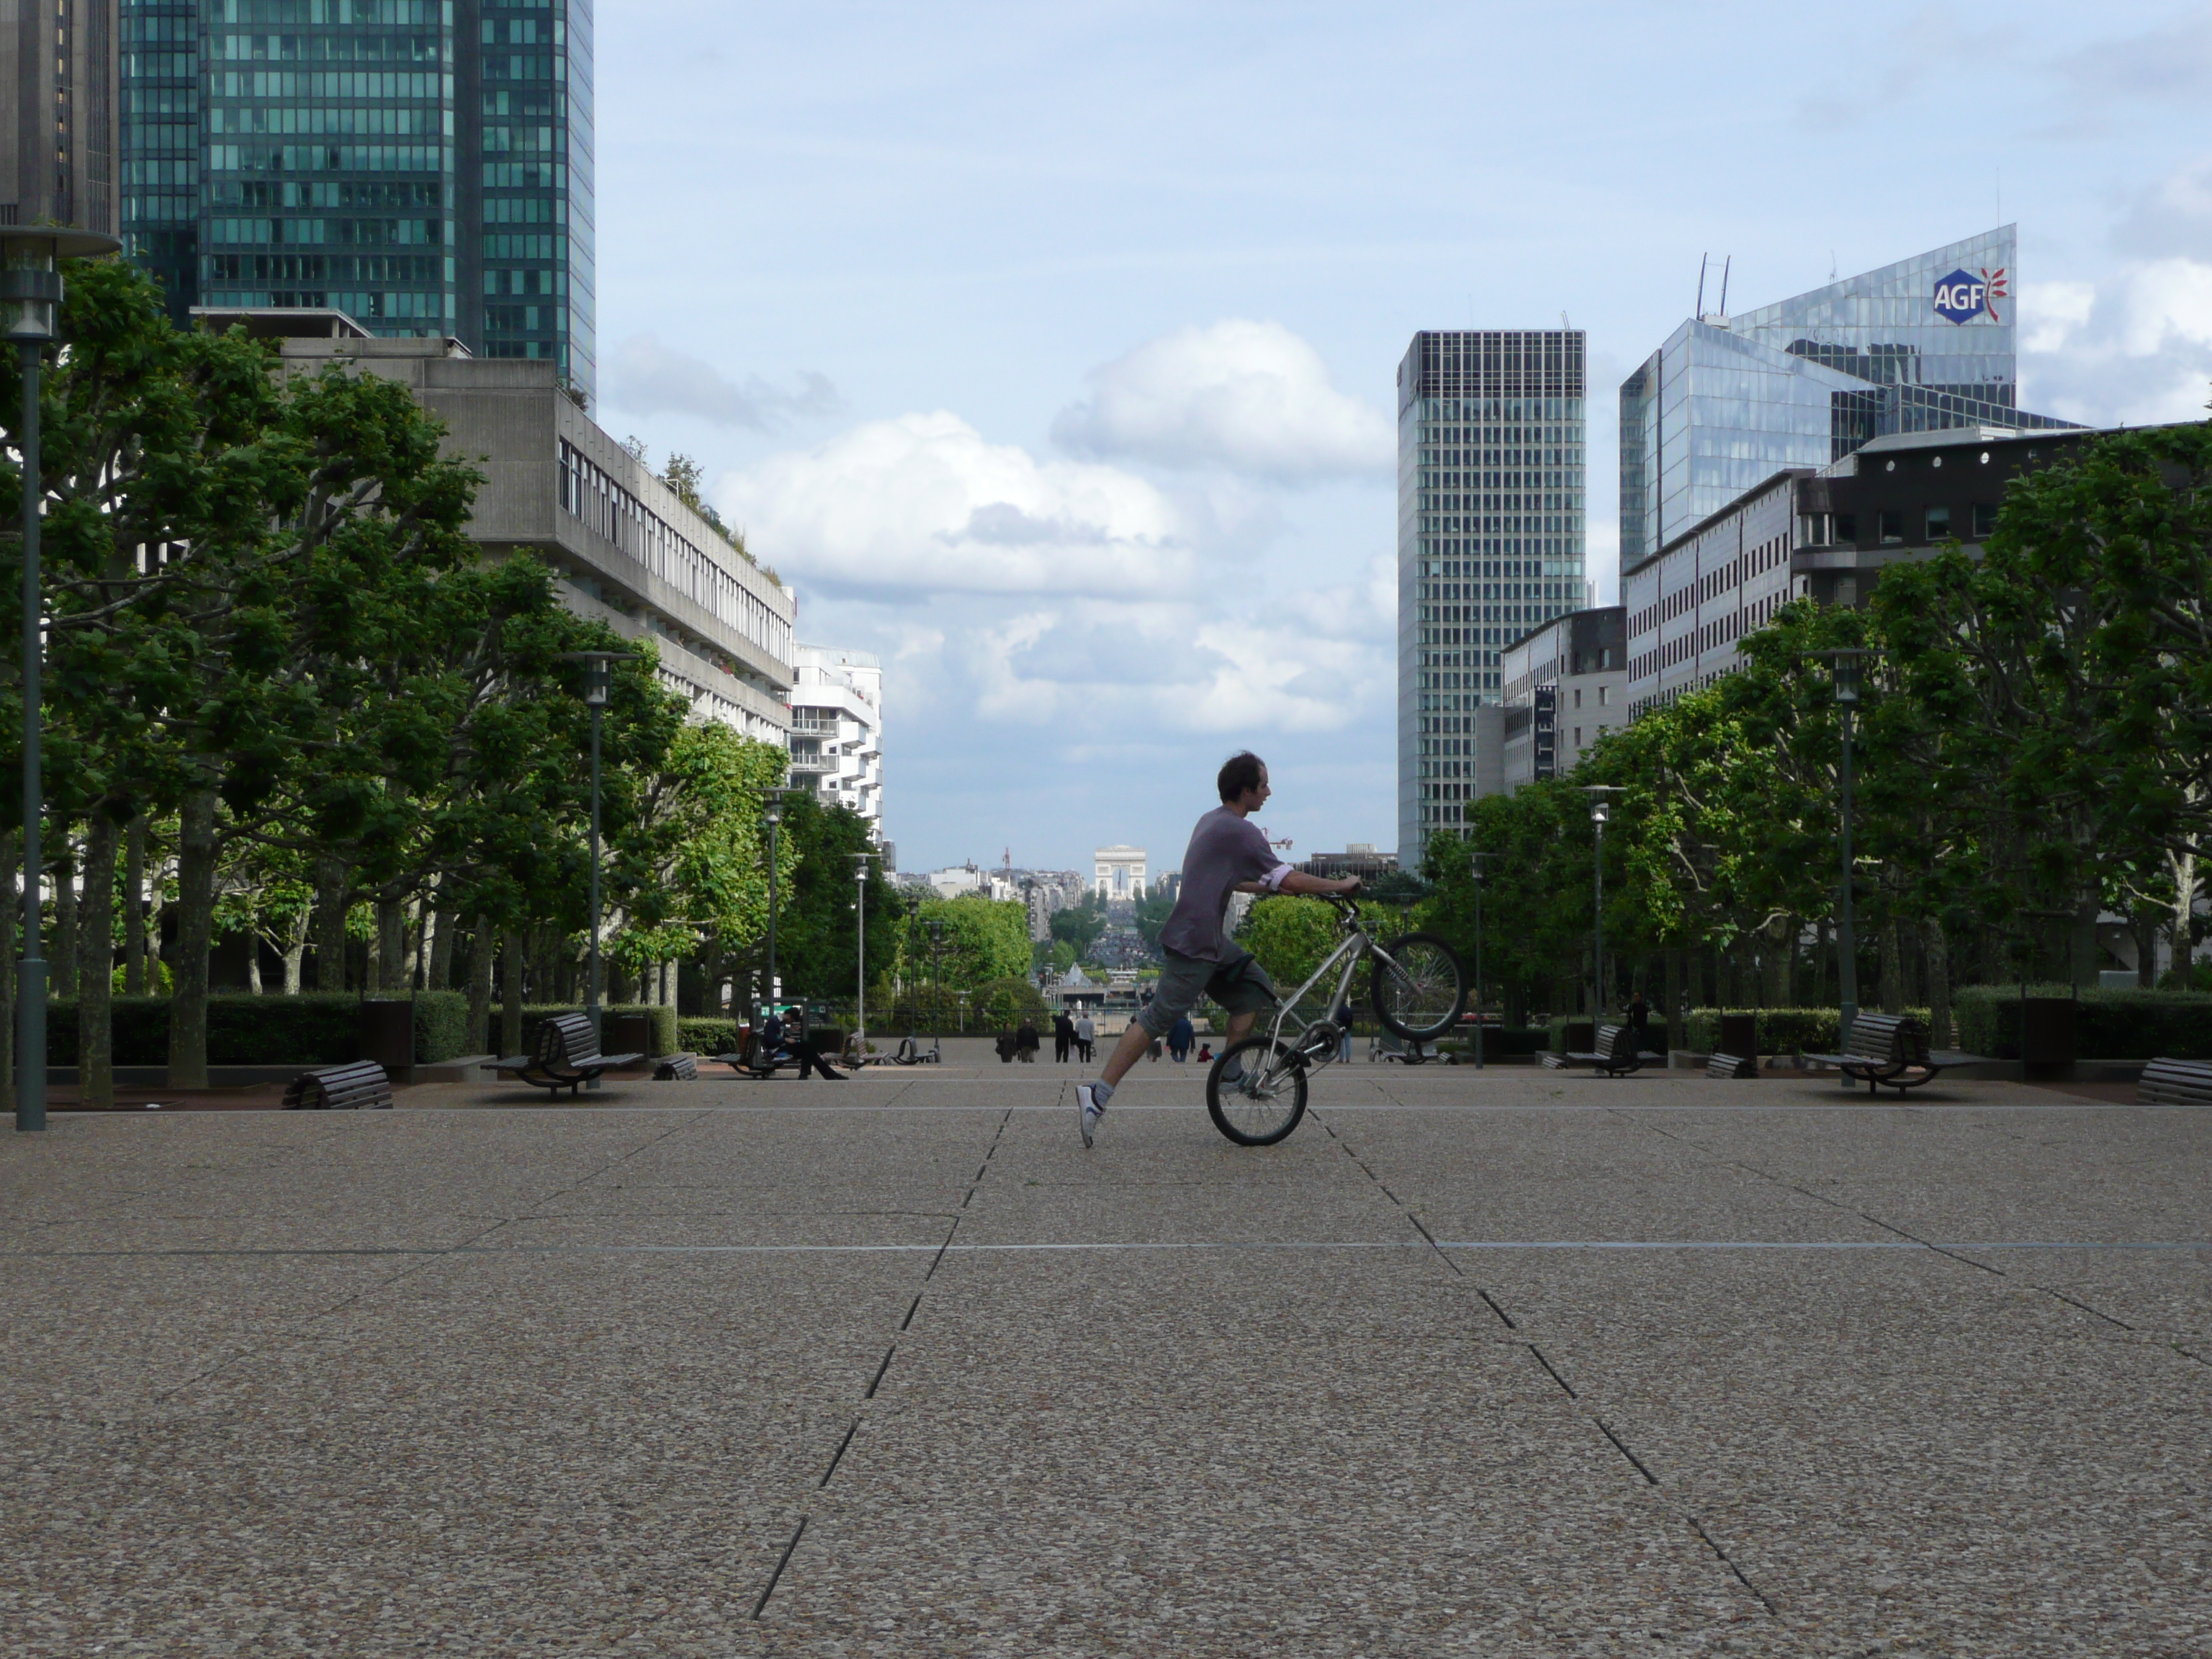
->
[119,0,595,404]
[6,0,118,233]
[1395,328,1586,868]
[1618,227,2072,570]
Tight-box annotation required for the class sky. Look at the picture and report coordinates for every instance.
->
[590,1,2212,878]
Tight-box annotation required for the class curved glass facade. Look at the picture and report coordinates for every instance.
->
[1619,228,2073,567]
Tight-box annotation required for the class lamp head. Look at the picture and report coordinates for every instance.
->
[763,804,781,827]
[1590,801,1610,826]
[1,229,119,343]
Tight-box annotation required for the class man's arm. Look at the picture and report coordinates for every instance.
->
[1233,871,1362,896]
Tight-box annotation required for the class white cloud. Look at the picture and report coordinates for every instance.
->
[2023,279,2097,353]
[606,333,842,428]
[717,411,1189,595]
[1051,319,1393,479]
[2024,261,2212,425]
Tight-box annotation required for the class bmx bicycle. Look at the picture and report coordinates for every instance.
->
[1205,894,1466,1146]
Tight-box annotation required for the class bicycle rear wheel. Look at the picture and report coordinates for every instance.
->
[1370,933,1467,1041]
[1205,1036,1309,1146]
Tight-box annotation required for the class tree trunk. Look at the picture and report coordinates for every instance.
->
[467,914,494,1053]
[2167,845,2196,984]
[370,896,399,992]
[500,928,525,1056]
[245,897,263,994]
[2071,891,2101,994]
[78,815,118,1107]
[1926,917,1952,1051]
[313,857,349,992]
[0,830,17,1115]
[282,911,307,996]
[1879,913,1904,1015]
[428,901,457,992]
[53,835,77,1002]
[402,898,423,989]
[1663,948,1683,1050]
[123,816,147,995]
[1765,915,1791,1007]
[167,791,220,1090]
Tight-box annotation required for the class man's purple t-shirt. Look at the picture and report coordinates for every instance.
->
[1159,806,1287,963]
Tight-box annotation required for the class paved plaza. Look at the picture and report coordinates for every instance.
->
[4,1048,2208,1656]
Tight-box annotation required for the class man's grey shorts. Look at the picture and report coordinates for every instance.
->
[1137,949,1278,1038]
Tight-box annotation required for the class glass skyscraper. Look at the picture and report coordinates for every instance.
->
[1396,329,1586,868]
[118,0,595,405]
[1619,227,2069,567]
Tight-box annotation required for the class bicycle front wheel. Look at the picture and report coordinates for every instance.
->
[1205,1036,1309,1146]
[1370,933,1467,1041]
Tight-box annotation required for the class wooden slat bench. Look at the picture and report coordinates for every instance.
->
[1707,1052,1759,1079]
[653,1053,699,1081]
[2139,1058,2212,1106]
[1558,1022,1645,1077]
[1804,1013,1989,1094]
[284,1060,393,1110]
[481,1012,644,1097]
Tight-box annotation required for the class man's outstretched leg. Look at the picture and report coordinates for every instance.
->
[1076,1004,1258,1148]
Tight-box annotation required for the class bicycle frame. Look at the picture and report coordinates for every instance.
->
[1244,899,1416,1083]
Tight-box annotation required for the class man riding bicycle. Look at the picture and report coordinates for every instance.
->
[1075,752,1359,1146]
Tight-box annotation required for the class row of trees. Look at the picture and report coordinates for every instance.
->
[1413,417,2212,1035]
[1,258,899,1105]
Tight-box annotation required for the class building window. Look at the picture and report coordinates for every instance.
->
[1599,685,1609,706]
[1972,502,1998,538]
[1879,509,1904,544]
[1926,505,1951,540]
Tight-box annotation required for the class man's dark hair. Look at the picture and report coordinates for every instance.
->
[1217,751,1267,803]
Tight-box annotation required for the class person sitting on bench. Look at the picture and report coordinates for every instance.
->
[763,1007,845,1081]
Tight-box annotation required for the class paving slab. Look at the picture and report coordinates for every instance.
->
[4,1061,2206,1655]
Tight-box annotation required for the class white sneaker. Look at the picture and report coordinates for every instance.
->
[1076,1082,1107,1148]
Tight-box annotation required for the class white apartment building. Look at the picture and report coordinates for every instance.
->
[1093,846,1147,902]
[790,645,884,830]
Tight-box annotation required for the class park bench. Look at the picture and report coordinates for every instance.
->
[1543,1023,1644,1076]
[707,1027,815,1079]
[653,1053,698,1081]
[283,1060,393,1110]
[1707,1052,1760,1079]
[1803,1012,1985,1094]
[2138,1058,2212,1106]
[481,1012,643,1097]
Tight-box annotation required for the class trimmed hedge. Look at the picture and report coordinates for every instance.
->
[1954,986,2212,1059]
[1680,1007,1930,1055]
[679,1017,742,1056]
[1439,1026,1552,1058]
[44,992,473,1066]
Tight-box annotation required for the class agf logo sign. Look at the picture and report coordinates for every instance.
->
[1933,266,2007,325]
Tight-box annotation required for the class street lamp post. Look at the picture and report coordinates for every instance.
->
[1583,787,1624,1021]
[927,917,945,1061]
[556,652,635,1077]
[5,228,119,1132]
[850,850,876,1056]
[760,787,791,1020]
[1810,649,1878,1074]
[1469,849,1489,1070]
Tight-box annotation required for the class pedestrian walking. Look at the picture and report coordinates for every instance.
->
[1015,1017,1040,1062]
[1627,989,1652,1054]
[1168,1013,1194,1062]
[1075,1013,1095,1063]
[1053,1010,1074,1063]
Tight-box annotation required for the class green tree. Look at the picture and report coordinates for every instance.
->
[771,791,900,999]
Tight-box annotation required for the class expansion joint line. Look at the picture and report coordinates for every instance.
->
[754,1107,1014,1622]
[1688,1514,1779,1617]
[156,1109,718,1405]
[1610,1111,2144,1336]
[1311,1111,1515,1329]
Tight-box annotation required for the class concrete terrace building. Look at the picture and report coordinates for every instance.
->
[1624,426,2100,716]
[789,645,882,831]
[1092,846,1146,902]
[1493,608,1627,791]
[211,310,793,738]
[5,0,117,235]
[1618,227,2074,571]
[1397,328,1587,867]
[120,0,596,401]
